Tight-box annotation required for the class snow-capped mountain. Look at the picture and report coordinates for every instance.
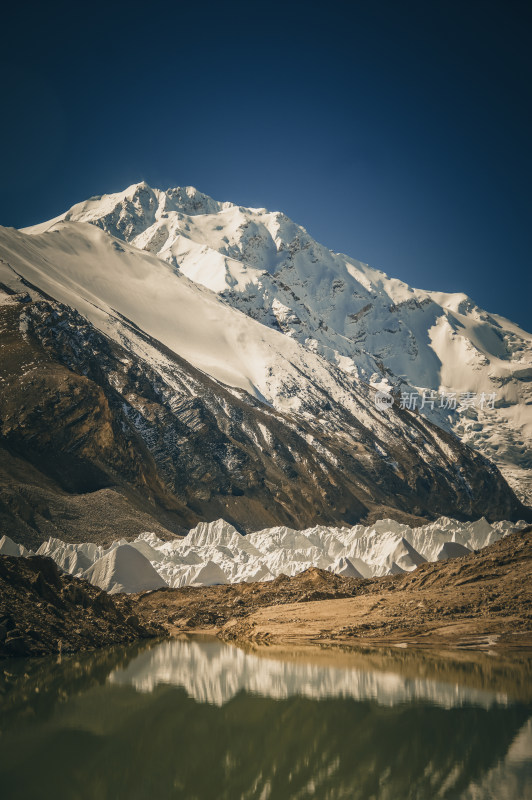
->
[26,182,530,502]
[2,223,525,545]
[0,182,529,546]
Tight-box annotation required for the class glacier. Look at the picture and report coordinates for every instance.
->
[18,516,528,594]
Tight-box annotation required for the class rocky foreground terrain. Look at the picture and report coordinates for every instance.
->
[1,527,531,659]
[0,554,162,657]
[134,526,532,651]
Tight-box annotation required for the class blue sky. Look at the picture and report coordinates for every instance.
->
[1,0,530,330]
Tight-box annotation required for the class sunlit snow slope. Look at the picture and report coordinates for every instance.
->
[26,182,531,501]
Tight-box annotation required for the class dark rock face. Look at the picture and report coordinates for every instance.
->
[0,294,529,550]
[0,554,163,658]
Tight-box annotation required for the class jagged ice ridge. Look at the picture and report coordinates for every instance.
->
[3,517,526,594]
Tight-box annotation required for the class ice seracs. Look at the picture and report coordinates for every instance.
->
[188,561,228,587]
[82,544,168,594]
[0,535,31,557]
[386,538,427,574]
[185,519,262,557]
[37,537,95,575]
[327,556,364,579]
[17,516,528,594]
[436,541,471,561]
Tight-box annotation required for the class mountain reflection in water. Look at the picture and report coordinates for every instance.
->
[0,637,531,800]
[109,637,512,709]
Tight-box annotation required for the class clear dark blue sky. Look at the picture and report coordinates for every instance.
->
[1,0,531,330]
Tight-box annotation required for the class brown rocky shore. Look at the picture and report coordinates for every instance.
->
[1,527,531,659]
[134,526,532,652]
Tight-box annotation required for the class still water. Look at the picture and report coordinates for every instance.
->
[1,636,531,799]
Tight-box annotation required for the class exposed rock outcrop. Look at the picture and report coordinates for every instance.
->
[0,554,163,658]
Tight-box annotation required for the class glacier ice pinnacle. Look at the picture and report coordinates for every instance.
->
[32,517,527,591]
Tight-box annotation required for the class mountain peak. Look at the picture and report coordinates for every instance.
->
[84,182,233,218]
[164,184,230,216]
[17,181,532,504]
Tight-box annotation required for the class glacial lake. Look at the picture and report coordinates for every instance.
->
[1,637,531,799]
